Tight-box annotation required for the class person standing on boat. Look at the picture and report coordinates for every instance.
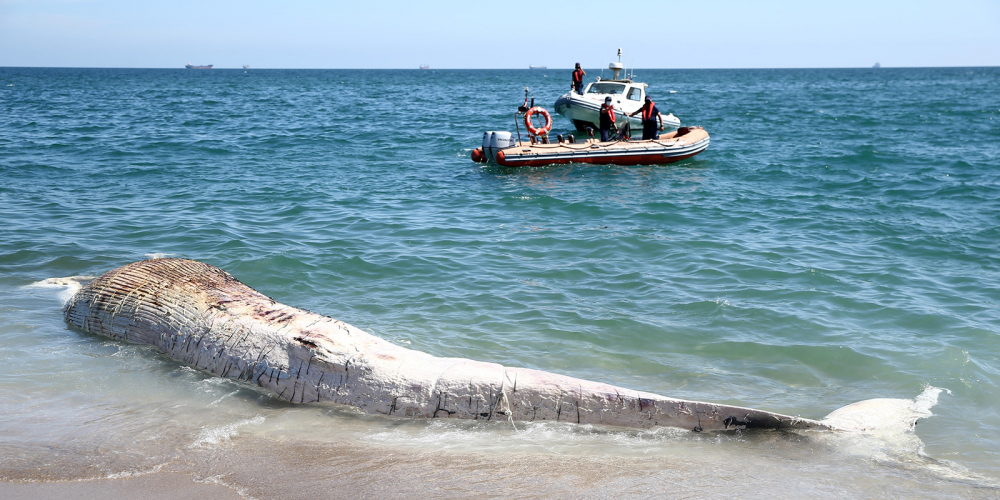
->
[572,63,586,94]
[599,96,616,142]
[629,96,665,140]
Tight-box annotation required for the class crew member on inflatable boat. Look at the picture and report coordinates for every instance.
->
[572,63,586,94]
[629,96,665,140]
[599,96,616,142]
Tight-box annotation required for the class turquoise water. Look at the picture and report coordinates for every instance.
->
[1,66,999,497]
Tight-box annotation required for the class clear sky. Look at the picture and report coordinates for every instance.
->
[1,0,998,69]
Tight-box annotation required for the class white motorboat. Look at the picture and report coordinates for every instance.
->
[553,51,680,132]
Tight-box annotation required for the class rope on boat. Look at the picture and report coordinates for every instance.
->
[523,139,681,153]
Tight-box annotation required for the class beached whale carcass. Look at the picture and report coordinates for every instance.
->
[62,259,934,433]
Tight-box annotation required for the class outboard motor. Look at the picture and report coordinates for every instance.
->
[482,131,493,153]
[485,131,515,163]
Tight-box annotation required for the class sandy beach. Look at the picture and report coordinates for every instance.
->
[1,473,243,500]
[3,434,998,500]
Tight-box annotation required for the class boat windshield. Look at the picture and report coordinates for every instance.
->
[588,83,627,95]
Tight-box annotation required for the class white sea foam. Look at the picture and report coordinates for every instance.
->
[206,389,241,407]
[191,415,266,448]
[145,253,176,260]
[104,462,166,479]
[26,276,95,304]
[362,418,691,457]
[194,474,252,498]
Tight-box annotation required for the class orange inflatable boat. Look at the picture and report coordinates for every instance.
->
[472,126,710,168]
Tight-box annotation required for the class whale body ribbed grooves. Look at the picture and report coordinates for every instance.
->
[65,258,929,433]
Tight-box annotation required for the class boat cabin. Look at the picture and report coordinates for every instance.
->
[584,80,647,105]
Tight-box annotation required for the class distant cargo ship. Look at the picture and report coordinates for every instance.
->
[185,64,213,69]
[243,64,249,70]
[419,65,429,69]
[529,65,546,70]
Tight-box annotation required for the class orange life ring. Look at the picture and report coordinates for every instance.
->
[524,107,552,136]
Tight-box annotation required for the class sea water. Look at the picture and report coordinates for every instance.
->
[1,66,998,498]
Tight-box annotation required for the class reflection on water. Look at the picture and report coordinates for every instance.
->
[488,163,711,204]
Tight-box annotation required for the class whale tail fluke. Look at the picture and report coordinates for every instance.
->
[821,386,944,434]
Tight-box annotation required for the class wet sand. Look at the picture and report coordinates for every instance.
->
[0,473,243,500]
[3,436,997,500]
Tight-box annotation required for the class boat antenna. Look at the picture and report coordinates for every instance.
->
[514,87,528,144]
[615,48,627,81]
[514,112,522,145]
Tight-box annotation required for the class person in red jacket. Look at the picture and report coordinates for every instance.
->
[572,63,586,94]
[599,96,616,142]
[629,96,665,140]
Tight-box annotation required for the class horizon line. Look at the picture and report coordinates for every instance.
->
[2,65,999,71]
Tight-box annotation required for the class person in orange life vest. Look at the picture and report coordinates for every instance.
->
[572,63,586,94]
[599,96,617,142]
[629,96,665,140]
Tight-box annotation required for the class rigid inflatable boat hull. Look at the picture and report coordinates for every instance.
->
[495,127,710,168]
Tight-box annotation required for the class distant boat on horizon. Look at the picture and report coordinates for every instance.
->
[419,64,429,70]
[243,64,249,70]
[873,62,881,68]
[185,64,213,69]
[529,65,546,70]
